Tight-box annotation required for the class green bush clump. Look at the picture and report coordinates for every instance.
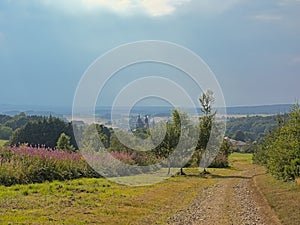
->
[253,104,300,181]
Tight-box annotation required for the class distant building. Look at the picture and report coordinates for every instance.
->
[71,120,85,126]
[225,137,248,152]
[144,115,149,128]
[136,115,150,129]
[136,115,144,129]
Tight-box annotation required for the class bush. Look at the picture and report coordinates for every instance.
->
[253,104,300,181]
[0,146,99,186]
[284,159,300,181]
[0,146,162,186]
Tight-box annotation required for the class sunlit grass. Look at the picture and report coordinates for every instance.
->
[254,166,300,225]
[1,152,295,225]
[0,175,220,224]
[0,162,242,224]
[0,139,7,147]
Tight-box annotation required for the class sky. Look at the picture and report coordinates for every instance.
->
[0,0,300,108]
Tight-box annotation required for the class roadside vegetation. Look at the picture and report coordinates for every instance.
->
[254,166,300,225]
[226,114,288,142]
[0,155,241,224]
[253,104,300,181]
[0,139,7,147]
[0,91,232,186]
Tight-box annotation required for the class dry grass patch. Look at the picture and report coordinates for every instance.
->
[254,167,300,225]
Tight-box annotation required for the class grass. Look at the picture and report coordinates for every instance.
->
[0,139,7,147]
[1,152,298,225]
[229,152,253,165]
[254,166,300,225]
[0,167,236,225]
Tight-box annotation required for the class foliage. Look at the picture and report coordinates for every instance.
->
[9,116,78,149]
[151,109,196,174]
[0,125,12,140]
[234,130,246,142]
[0,146,99,186]
[209,138,232,168]
[0,140,7,147]
[253,104,300,180]
[194,90,230,170]
[284,158,300,181]
[56,133,75,152]
[0,115,12,125]
[226,114,288,142]
[2,113,44,131]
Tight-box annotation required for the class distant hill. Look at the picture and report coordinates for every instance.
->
[0,104,69,117]
[225,104,292,115]
[0,103,294,117]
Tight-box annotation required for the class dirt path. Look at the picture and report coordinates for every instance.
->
[167,164,281,225]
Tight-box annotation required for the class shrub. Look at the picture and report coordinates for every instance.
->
[284,158,300,181]
[0,146,99,186]
[253,104,300,181]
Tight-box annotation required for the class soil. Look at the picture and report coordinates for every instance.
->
[167,164,281,225]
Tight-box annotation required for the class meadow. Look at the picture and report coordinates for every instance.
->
[0,149,237,225]
[0,150,299,224]
[254,168,300,225]
[0,168,227,224]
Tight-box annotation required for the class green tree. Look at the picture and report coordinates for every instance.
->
[253,103,300,180]
[0,125,13,140]
[196,90,216,174]
[81,124,104,153]
[234,130,246,142]
[0,115,12,125]
[152,109,194,175]
[9,116,77,149]
[56,133,75,152]
[209,138,232,168]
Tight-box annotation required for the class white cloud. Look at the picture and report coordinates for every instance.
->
[141,0,186,17]
[35,0,246,17]
[37,0,191,17]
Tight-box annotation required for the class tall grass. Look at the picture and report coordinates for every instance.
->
[0,146,162,186]
[0,146,99,186]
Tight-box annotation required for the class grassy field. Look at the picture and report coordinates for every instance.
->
[0,163,237,224]
[0,139,7,147]
[0,153,299,225]
[254,167,300,225]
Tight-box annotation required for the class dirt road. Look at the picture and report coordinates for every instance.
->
[167,164,281,225]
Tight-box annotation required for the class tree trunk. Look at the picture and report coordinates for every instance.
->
[180,167,186,175]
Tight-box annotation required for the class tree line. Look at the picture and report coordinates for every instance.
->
[79,90,232,172]
[226,114,288,142]
[253,104,300,181]
[1,91,232,171]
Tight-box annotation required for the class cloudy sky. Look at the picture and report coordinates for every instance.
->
[0,0,299,108]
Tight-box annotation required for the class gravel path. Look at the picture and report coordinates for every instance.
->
[167,165,281,225]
